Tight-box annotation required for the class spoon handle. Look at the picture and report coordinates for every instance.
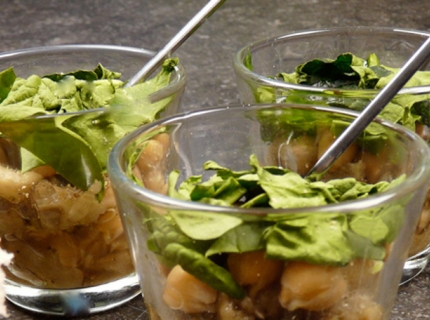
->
[126,0,226,87]
[306,36,430,178]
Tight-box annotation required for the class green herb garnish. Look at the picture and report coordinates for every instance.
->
[245,52,430,131]
[143,154,406,299]
[0,58,180,194]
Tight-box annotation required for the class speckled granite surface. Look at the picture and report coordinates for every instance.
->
[0,0,429,319]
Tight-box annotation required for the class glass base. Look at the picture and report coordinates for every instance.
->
[401,247,430,285]
[4,273,141,316]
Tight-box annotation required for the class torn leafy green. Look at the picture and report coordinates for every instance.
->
[0,58,179,193]
[245,52,430,131]
[143,154,406,299]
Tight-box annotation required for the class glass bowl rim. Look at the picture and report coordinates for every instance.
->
[108,103,430,216]
[233,26,430,95]
[0,44,187,117]
[0,43,157,59]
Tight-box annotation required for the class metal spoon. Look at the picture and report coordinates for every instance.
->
[125,0,226,88]
[306,36,430,178]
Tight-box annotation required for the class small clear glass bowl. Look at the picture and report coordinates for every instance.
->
[108,104,430,320]
[0,44,186,316]
[233,26,430,283]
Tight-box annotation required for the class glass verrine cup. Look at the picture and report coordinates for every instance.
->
[0,45,186,316]
[108,104,430,320]
[233,26,430,283]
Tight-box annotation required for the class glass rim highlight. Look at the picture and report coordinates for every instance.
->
[233,26,430,96]
[108,103,430,216]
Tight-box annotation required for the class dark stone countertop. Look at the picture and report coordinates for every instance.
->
[0,0,429,319]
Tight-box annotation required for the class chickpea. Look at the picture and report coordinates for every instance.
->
[317,128,359,173]
[136,133,170,194]
[141,170,168,195]
[162,265,218,314]
[227,251,284,297]
[361,151,385,184]
[415,123,430,142]
[30,165,57,178]
[131,166,143,183]
[270,135,318,176]
[279,261,347,312]
[0,165,45,203]
[153,132,170,151]
[137,138,166,172]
